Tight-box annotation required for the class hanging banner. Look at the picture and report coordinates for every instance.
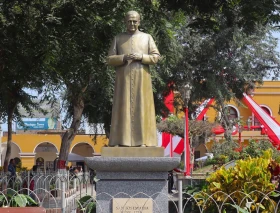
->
[242,93,280,149]
[16,118,57,130]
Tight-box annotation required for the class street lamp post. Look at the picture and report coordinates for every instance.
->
[181,83,192,176]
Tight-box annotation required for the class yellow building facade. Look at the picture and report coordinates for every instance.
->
[205,80,280,150]
[1,133,108,170]
[1,81,279,168]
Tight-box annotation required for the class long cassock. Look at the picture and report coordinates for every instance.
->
[107,31,160,146]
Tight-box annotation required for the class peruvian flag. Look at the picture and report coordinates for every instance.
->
[242,93,280,149]
[158,96,214,156]
[192,98,215,120]
[157,132,182,157]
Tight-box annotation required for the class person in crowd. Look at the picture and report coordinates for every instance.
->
[29,165,37,200]
[72,167,79,179]
[30,166,37,190]
[8,159,16,176]
[168,171,174,193]
[7,159,16,188]
[69,166,74,173]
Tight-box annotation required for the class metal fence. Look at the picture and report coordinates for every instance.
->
[0,172,279,213]
[0,171,95,213]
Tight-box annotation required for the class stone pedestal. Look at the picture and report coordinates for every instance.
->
[101,147,165,157]
[85,153,180,213]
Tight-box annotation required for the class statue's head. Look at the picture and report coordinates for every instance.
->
[125,11,140,34]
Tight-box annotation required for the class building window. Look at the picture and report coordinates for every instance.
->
[225,106,238,120]
[254,106,271,127]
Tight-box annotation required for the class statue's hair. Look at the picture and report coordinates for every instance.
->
[125,11,140,20]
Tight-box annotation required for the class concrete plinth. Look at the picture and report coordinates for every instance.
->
[85,157,180,213]
[101,147,164,157]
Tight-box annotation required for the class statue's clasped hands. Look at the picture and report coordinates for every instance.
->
[124,53,143,61]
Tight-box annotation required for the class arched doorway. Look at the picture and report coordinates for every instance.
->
[70,143,94,172]
[225,105,239,120]
[71,142,94,157]
[34,142,58,172]
[1,142,21,167]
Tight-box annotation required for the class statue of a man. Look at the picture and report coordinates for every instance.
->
[107,11,160,147]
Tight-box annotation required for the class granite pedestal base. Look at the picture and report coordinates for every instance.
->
[85,157,180,213]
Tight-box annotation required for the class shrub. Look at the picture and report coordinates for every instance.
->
[204,155,229,170]
[211,140,239,161]
[195,150,278,212]
[0,194,38,207]
[240,139,280,159]
[77,195,96,213]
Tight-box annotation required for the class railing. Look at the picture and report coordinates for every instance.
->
[0,172,279,212]
[0,171,95,213]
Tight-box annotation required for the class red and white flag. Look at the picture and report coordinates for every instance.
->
[242,93,280,149]
[192,98,215,120]
[158,97,214,156]
[157,132,182,157]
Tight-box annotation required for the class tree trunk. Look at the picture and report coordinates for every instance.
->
[221,104,234,143]
[57,97,84,171]
[104,121,110,139]
[4,103,17,172]
[224,128,233,142]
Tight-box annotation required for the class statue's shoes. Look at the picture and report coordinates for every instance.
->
[140,144,146,147]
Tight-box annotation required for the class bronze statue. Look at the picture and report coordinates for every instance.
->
[107,11,160,147]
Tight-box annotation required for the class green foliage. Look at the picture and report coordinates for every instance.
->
[0,195,6,207]
[207,150,274,194]
[0,0,57,169]
[78,195,96,213]
[160,0,280,128]
[183,182,208,213]
[211,140,239,161]
[184,182,207,195]
[160,0,280,34]
[157,114,217,138]
[204,158,217,166]
[211,139,280,165]
[0,194,38,207]
[156,115,184,137]
[240,139,280,160]
[0,0,54,115]
[196,150,278,212]
[210,139,280,174]
[1,0,280,168]
[204,155,230,172]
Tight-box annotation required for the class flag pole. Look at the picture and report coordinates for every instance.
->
[184,107,191,176]
[170,134,173,157]
[181,82,192,176]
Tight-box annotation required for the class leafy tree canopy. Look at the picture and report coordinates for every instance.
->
[0,0,56,170]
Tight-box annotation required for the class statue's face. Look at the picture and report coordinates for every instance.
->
[125,14,140,33]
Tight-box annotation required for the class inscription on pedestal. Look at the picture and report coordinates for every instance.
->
[112,198,153,213]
